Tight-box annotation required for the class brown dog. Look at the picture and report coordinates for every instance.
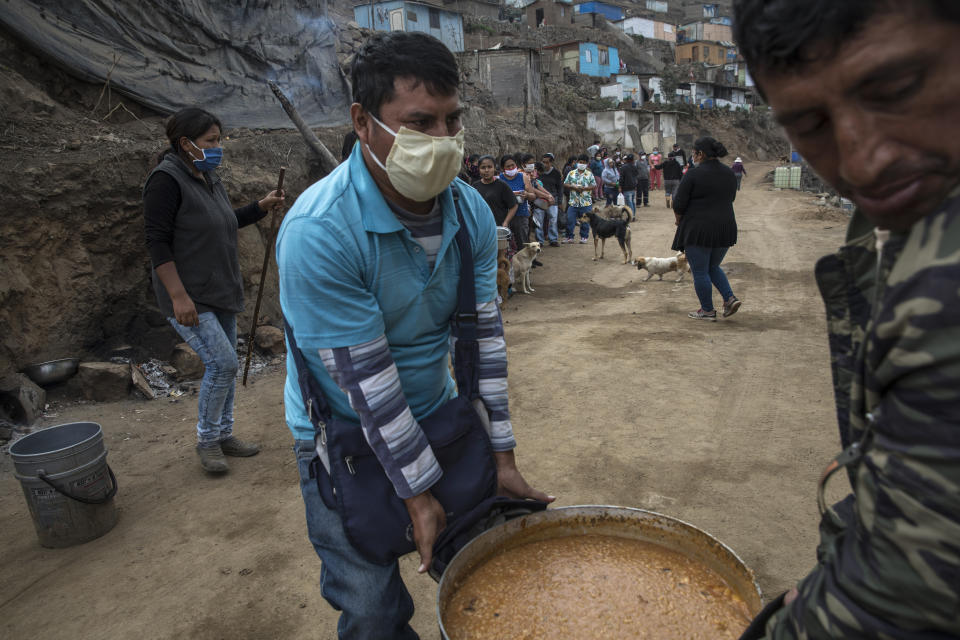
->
[497,255,511,300]
[595,204,632,223]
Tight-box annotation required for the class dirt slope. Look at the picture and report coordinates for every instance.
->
[0,167,852,638]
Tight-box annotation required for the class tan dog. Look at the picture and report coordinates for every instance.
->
[595,204,632,223]
[634,252,688,281]
[511,242,542,294]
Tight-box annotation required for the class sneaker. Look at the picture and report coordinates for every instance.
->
[197,442,229,473]
[563,237,573,244]
[550,241,560,247]
[688,309,717,321]
[219,436,260,457]
[723,296,742,318]
[579,238,588,244]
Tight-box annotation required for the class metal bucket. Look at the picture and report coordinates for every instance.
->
[496,226,511,252]
[10,422,119,548]
[437,505,762,639]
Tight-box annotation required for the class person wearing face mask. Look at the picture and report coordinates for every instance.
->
[143,107,283,474]
[521,154,555,247]
[563,153,597,244]
[539,153,564,247]
[499,154,537,246]
[649,148,663,190]
[601,157,621,206]
[589,153,604,200]
[275,32,553,639]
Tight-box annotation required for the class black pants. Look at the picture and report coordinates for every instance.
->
[509,215,530,248]
[638,179,649,205]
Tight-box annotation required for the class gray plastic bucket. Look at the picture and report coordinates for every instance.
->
[10,422,118,548]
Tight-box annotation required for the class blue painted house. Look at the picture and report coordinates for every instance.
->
[573,1,624,21]
[354,1,464,52]
[545,40,619,78]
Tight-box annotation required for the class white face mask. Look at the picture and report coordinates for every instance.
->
[365,114,465,202]
[576,163,587,171]
[504,168,519,178]
[524,164,535,172]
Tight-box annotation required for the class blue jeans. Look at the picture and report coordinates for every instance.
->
[532,208,546,243]
[546,204,559,243]
[295,440,418,639]
[603,185,618,206]
[168,311,237,444]
[623,190,636,217]
[684,245,734,313]
[567,205,591,240]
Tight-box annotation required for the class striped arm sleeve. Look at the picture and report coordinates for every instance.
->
[450,299,517,451]
[319,335,441,499]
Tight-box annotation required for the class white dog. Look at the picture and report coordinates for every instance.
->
[511,242,542,294]
[634,252,688,281]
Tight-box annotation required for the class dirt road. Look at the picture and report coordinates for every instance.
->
[0,165,852,639]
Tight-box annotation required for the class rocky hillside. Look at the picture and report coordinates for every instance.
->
[0,16,787,377]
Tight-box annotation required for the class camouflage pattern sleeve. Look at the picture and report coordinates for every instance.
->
[763,191,960,638]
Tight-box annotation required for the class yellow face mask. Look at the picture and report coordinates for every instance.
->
[366,114,466,202]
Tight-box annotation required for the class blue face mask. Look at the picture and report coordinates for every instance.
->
[187,139,223,171]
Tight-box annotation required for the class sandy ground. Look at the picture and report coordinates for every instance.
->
[0,165,852,639]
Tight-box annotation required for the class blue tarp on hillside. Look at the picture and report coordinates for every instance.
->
[0,0,351,128]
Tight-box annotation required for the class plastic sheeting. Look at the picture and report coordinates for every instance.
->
[0,0,351,128]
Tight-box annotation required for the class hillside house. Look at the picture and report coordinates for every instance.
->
[458,47,541,108]
[586,109,680,151]
[354,0,464,51]
[544,40,619,77]
[675,40,737,65]
[443,0,501,19]
[644,0,685,25]
[616,16,675,42]
[680,81,748,109]
[648,67,751,109]
[573,1,624,21]
[682,1,733,22]
[599,74,652,106]
[677,20,733,43]
[525,0,574,27]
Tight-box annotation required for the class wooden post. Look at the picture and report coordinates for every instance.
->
[268,81,339,176]
[242,168,286,386]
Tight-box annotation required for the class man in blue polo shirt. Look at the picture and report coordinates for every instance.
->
[276,32,553,639]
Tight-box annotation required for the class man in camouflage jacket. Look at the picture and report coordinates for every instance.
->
[734,1,960,636]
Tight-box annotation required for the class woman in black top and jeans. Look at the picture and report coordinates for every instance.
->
[143,108,283,473]
[671,137,742,321]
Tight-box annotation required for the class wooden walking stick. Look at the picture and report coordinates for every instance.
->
[242,167,285,386]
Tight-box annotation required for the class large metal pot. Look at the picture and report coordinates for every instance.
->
[437,505,763,639]
[22,358,80,386]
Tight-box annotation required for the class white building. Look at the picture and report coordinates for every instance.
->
[616,16,676,42]
[599,74,648,104]
[586,109,679,151]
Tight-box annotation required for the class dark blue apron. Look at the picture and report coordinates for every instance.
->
[284,187,503,566]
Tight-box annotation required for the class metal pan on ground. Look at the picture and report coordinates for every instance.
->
[437,505,763,639]
[22,358,80,386]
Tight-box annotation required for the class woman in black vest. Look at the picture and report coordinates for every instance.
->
[671,136,742,321]
[143,108,283,473]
